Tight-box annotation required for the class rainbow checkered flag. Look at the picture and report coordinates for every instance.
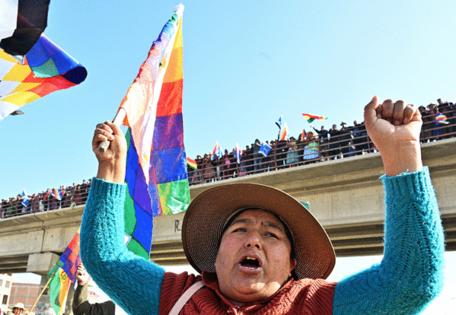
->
[48,231,80,315]
[118,4,190,259]
[0,0,87,120]
[0,35,87,120]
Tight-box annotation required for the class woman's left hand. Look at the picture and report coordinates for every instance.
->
[364,96,423,175]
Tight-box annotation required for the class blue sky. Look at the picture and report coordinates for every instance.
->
[2,0,456,197]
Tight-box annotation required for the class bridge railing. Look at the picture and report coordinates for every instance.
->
[1,110,455,219]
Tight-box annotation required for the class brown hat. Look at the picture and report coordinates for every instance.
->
[182,183,335,279]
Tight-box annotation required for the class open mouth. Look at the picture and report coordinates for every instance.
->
[239,256,261,269]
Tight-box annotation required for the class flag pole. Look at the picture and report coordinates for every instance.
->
[30,275,53,313]
[98,108,127,151]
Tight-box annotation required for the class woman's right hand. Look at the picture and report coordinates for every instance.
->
[92,121,127,183]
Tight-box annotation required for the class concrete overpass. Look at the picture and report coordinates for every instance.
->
[0,138,455,275]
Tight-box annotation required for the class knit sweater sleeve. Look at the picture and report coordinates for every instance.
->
[80,177,165,315]
[333,167,444,314]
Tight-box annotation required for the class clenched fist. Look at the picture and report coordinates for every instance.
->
[364,96,423,176]
[92,121,127,183]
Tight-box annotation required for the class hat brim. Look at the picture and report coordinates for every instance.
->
[182,183,335,279]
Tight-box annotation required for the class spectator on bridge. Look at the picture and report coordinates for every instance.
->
[351,120,369,154]
[312,125,329,160]
[296,129,307,162]
[221,150,233,179]
[81,97,444,315]
[72,263,115,315]
[30,194,40,213]
[275,139,288,169]
[328,123,341,159]
[201,154,215,183]
[252,139,262,173]
[285,139,299,167]
[339,122,353,158]
[239,145,249,173]
[303,131,320,163]
[419,105,432,142]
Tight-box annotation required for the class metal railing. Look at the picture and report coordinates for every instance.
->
[1,109,455,219]
[0,184,90,219]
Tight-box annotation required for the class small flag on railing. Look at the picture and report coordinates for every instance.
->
[302,113,327,123]
[435,113,449,125]
[51,188,62,200]
[212,142,222,160]
[19,190,30,207]
[275,116,283,129]
[186,157,197,170]
[276,116,288,140]
[259,143,272,157]
[279,124,289,141]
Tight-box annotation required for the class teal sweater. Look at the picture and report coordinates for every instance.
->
[80,168,444,314]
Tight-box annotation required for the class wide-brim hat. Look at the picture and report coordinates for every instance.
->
[182,183,335,279]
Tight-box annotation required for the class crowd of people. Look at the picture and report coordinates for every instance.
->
[1,99,455,219]
[187,100,456,183]
[0,181,91,219]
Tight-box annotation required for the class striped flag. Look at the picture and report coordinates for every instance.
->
[48,231,80,315]
[186,157,197,170]
[212,142,222,160]
[118,4,189,259]
[276,116,288,140]
[279,123,289,141]
[302,113,327,123]
[435,113,449,125]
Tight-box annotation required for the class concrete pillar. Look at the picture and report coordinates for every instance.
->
[26,253,60,275]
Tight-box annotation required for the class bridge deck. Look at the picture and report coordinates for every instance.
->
[1,138,455,274]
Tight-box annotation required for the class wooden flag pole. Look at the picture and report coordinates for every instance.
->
[98,108,127,151]
[30,275,53,313]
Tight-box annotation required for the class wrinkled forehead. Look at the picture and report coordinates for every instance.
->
[222,208,293,238]
[227,209,286,231]
[220,208,296,255]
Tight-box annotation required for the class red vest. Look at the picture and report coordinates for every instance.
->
[159,272,335,315]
